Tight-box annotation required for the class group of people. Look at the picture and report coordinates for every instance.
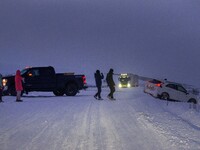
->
[0,68,114,103]
[0,70,24,103]
[94,68,116,100]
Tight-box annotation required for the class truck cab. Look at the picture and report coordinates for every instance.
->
[21,67,56,91]
[118,73,139,88]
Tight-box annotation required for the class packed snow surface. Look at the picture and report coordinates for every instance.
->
[1,86,200,150]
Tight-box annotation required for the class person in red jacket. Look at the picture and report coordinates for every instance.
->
[15,70,24,102]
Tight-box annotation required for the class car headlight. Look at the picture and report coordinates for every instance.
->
[2,79,7,86]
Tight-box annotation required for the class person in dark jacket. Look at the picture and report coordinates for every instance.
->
[0,74,3,103]
[94,70,104,100]
[106,68,116,100]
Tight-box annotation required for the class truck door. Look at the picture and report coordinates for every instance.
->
[25,68,41,90]
[39,68,56,90]
[25,68,56,91]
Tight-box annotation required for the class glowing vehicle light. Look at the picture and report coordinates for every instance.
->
[2,79,7,86]
[119,83,122,88]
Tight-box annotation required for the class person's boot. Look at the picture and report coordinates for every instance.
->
[94,95,98,99]
[16,99,23,102]
[98,97,103,100]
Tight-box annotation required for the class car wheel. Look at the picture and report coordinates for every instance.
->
[188,99,197,104]
[65,83,78,96]
[53,90,64,96]
[161,92,169,100]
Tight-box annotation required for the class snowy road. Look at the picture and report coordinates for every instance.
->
[0,87,200,150]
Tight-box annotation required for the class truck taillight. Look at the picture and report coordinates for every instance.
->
[82,76,86,84]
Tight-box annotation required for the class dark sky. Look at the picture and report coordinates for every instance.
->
[1,0,200,85]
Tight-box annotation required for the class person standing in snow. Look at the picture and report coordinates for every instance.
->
[106,68,116,100]
[0,74,3,103]
[94,70,104,100]
[15,70,24,102]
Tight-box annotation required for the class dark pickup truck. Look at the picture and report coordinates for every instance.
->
[2,66,87,96]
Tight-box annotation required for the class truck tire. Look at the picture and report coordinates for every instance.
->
[65,83,78,96]
[53,90,64,96]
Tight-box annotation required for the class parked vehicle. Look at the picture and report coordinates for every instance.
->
[2,66,87,96]
[144,79,198,104]
[118,73,139,88]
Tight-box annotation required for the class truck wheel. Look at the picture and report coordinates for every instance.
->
[53,90,64,96]
[65,83,78,96]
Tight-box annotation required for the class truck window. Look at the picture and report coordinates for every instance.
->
[21,69,28,75]
[27,69,40,77]
[40,68,55,76]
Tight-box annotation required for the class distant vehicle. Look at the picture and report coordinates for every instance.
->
[2,66,87,96]
[144,79,198,104]
[118,73,139,88]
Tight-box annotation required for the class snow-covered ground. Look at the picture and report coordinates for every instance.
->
[0,85,200,150]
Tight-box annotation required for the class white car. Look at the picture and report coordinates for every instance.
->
[144,79,198,104]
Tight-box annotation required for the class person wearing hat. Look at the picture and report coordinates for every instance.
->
[94,70,104,100]
[106,68,116,100]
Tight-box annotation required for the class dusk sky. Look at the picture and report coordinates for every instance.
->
[0,0,200,85]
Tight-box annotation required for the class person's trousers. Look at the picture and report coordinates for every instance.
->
[108,86,115,98]
[95,86,102,98]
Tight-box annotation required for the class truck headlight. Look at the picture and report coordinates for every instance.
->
[2,79,7,86]
[119,83,122,88]
[127,83,131,88]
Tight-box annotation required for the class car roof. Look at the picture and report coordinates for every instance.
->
[149,79,183,86]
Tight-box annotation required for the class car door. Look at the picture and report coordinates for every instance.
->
[176,85,188,102]
[165,84,178,100]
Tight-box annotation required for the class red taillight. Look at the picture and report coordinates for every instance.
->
[82,76,87,84]
[155,83,162,87]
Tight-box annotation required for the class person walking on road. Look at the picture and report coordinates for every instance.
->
[0,74,3,103]
[94,70,104,100]
[15,70,24,102]
[106,68,116,100]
